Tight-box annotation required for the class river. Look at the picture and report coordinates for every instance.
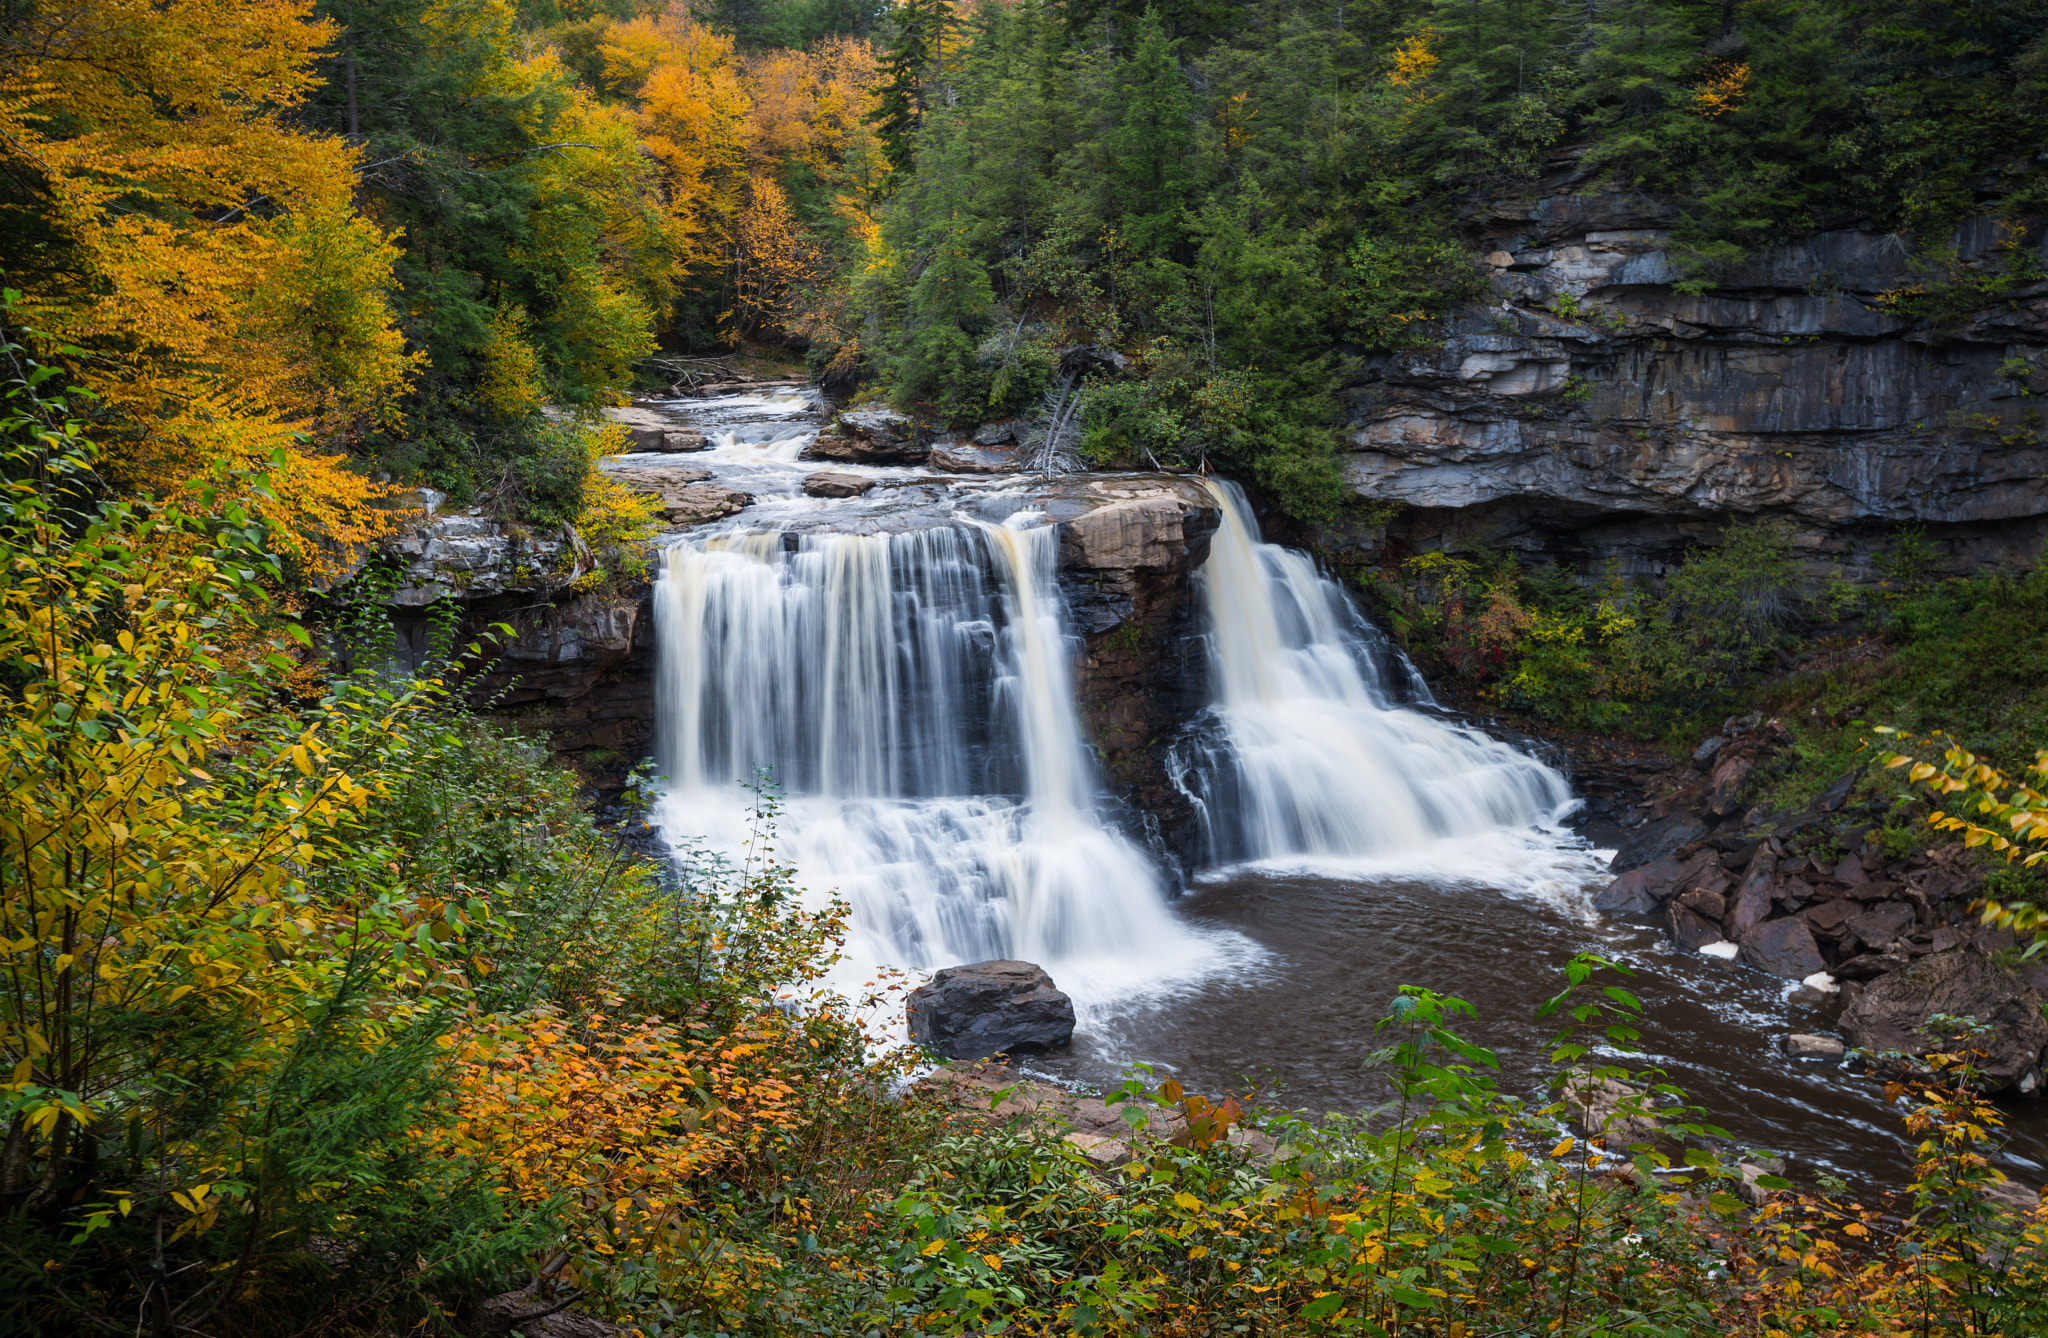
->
[615,385,2048,1190]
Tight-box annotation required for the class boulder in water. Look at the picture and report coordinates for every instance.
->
[930,439,1022,474]
[1738,916,1826,979]
[802,470,875,498]
[801,408,928,464]
[907,961,1077,1059]
[1839,950,2048,1090]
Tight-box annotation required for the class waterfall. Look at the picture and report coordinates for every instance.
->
[651,515,1226,1007]
[1170,480,1575,868]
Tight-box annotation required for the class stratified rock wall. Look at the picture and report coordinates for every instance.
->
[1330,177,2048,575]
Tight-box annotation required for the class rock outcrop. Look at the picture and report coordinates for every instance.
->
[801,408,928,465]
[1038,478,1223,865]
[907,961,1077,1059]
[1323,168,2048,576]
[1841,951,2048,1091]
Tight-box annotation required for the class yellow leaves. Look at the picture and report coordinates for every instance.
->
[1550,1137,1574,1159]
[921,1239,947,1257]
[1695,59,1750,119]
[1174,1192,1204,1212]
[1388,26,1441,106]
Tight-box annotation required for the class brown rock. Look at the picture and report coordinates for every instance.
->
[1668,902,1723,952]
[1726,855,1779,936]
[1844,901,1917,951]
[1676,886,1727,922]
[1739,917,1827,979]
[802,470,876,498]
[1839,950,2048,1090]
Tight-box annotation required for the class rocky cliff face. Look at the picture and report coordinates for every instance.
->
[1039,479,1221,867]
[1328,172,2048,576]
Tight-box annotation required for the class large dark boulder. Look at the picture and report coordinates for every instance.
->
[1738,917,1826,980]
[907,961,1077,1059]
[1612,814,1709,873]
[1839,950,2048,1090]
[1725,853,1779,937]
[1596,849,1715,914]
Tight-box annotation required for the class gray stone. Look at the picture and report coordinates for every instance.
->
[1784,1033,1846,1059]
[907,961,1077,1059]
[802,471,876,498]
[1561,1068,1660,1147]
[1839,950,2048,1090]
[1739,917,1827,979]
[801,408,928,465]
[930,440,1023,474]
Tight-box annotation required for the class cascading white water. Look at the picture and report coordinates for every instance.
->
[1170,480,1576,868]
[651,515,1227,1009]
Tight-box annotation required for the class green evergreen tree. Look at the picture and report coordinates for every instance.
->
[868,0,958,175]
[1101,9,1197,257]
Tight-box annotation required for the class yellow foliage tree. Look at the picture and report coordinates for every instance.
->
[0,0,418,577]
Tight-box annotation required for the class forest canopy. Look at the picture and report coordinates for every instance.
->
[4,0,2044,537]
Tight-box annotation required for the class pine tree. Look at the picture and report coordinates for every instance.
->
[868,0,957,174]
[1102,9,1197,257]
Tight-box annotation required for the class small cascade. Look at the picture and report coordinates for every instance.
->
[651,516,1223,1005]
[1170,480,1575,868]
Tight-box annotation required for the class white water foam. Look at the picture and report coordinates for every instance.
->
[1170,480,1587,883]
[650,514,1246,1025]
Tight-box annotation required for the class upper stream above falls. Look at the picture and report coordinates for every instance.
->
[609,388,2048,1187]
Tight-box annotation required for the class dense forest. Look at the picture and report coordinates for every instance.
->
[7,0,2048,1331]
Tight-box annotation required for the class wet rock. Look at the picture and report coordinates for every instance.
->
[1060,495,1209,571]
[802,470,876,498]
[655,484,752,526]
[907,961,1077,1060]
[1598,848,1715,913]
[1739,917,1827,980]
[1835,951,1912,980]
[1668,902,1723,952]
[632,426,707,452]
[1725,854,1780,937]
[1612,813,1710,873]
[1785,1033,1846,1059]
[802,408,928,464]
[973,420,1018,446]
[930,440,1022,474]
[1839,950,2048,1090]
[1844,901,1917,952]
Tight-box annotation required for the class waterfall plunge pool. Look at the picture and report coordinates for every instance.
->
[626,389,2048,1190]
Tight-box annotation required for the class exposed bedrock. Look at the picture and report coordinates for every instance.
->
[1323,180,2048,574]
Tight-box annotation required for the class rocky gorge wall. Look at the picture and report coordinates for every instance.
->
[1319,164,2048,579]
